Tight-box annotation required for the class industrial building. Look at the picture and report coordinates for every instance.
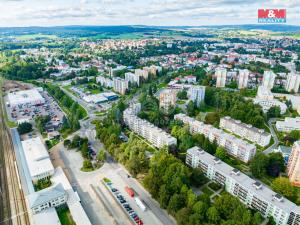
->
[21,137,55,183]
[7,88,45,108]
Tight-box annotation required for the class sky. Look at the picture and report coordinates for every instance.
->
[0,0,299,27]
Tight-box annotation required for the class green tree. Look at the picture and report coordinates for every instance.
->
[250,153,268,178]
[271,177,296,202]
[215,147,227,161]
[97,150,106,162]
[206,206,220,224]
[17,122,32,134]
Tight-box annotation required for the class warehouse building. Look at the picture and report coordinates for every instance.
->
[7,88,45,108]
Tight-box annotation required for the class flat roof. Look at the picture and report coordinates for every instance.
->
[21,137,54,179]
[33,208,61,225]
[7,89,45,106]
[10,128,34,195]
[188,146,300,214]
[51,167,92,225]
[222,116,270,137]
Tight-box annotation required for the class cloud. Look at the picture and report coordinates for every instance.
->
[0,0,299,26]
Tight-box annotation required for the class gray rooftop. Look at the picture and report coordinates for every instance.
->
[222,116,270,137]
[188,146,300,214]
[28,183,66,208]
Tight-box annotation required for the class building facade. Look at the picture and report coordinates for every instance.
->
[238,69,249,89]
[175,114,256,163]
[287,141,300,187]
[124,103,177,148]
[113,77,129,95]
[125,72,140,86]
[285,72,300,93]
[188,85,205,106]
[262,71,276,90]
[276,117,300,133]
[159,89,177,110]
[220,116,271,147]
[135,69,149,80]
[186,146,300,225]
[215,68,227,88]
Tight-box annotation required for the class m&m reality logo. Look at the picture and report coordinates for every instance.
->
[258,9,286,23]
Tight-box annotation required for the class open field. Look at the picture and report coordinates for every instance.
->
[15,34,58,40]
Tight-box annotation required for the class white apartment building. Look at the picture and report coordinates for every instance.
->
[96,76,113,88]
[188,85,205,106]
[143,65,162,76]
[262,71,276,90]
[186,146,300,225]
[175,114,256,163]
[125,72,140,86]
[276,117,300,133]
[159,89,177,110]
[113,77,129,95]
[254,86,287,114]
[135,69,149,80]
[238,69,249,89]
[285,72,300,93]
[220,116,271,147]
[215,68,227,88]
[21,137,55,183]
[123,103,177,148]
[287,141,300,187]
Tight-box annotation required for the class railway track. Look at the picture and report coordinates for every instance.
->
[0,78,30,225]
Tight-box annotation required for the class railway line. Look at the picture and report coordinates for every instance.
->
[0,78,30,225]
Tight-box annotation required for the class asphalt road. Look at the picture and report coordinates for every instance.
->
[263,118,280,154]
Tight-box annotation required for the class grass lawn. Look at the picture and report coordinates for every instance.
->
[201,186,214,196]
[57,207,76,225]
[0,77,17,128]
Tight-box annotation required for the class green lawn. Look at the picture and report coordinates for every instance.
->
[57,207,76,225]
[0,77,17,128]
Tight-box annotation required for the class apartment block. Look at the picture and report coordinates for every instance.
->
[287,141,300,187]
[215,68,227,88]
[124,103,177,148]
[174,114,256,163]
[238,69,249,89]
[220,116,271,147]
[285,72,300,93]
[276,117,300,133]
[188,85,205,106]
[135,69,149,80]
[186,146,300,225]
[125,72,140,86]
[96,76,113,88]
[159,89,177,110]
[262,71,276,90]
[113,77,129,95]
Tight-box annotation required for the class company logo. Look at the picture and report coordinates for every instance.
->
[258,9,286,23]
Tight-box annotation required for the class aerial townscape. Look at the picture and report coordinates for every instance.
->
[0,1,300,225]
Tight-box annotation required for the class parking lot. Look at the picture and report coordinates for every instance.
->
[50,141,173,225]
[5,90,65,128]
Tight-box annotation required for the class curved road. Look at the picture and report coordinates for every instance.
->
[263,118,279,154]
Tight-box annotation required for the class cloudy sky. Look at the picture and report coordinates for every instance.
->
[0,0,299,27]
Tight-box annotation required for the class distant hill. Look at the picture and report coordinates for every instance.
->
[0,24,299,38]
